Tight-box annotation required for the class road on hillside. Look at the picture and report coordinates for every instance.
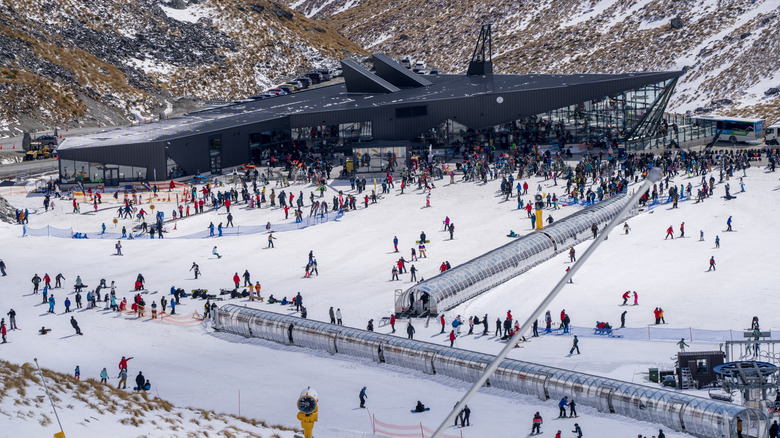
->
[0,158,58,180]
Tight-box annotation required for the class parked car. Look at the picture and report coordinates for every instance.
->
[315,68,331,81]
[331,67,343,77]
[413,61,426,72]
[401,56,413,69]
[305,72,322,84]
[429,69,440,75]
[266,88,285,95]
[278,85,294,94]
[281,82,301,91]
[294,77,312,88]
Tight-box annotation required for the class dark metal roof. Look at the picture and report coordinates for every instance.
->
[372,53,433,88]
[59,69,683,150]
[341,59,401,94]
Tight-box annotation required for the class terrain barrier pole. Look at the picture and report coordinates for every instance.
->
[648,326,650,340]
[429,168,661,438]
[690,327,693,342]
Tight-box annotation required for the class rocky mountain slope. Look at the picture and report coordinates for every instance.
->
[288,0,780,123]
[0,0,363,137]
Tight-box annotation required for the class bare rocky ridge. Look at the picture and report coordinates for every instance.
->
[289,0,780,123]
[0,0,364,137]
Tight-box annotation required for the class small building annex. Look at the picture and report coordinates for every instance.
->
[57,28,682,185]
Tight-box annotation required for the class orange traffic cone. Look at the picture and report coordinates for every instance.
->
[174,221,177,230]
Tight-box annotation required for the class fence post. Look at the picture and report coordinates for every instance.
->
[237,225,240,235]
[689,327,693,342]
[647,325,650,340]
[420,422,425,438]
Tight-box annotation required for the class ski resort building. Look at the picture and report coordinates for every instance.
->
[57,27,683,185]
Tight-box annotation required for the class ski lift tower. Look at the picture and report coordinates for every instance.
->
[466,24,493,76]
[713,361,779,413]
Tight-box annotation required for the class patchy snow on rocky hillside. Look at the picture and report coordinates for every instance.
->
[0,0,363,137]
[290,0,780,123]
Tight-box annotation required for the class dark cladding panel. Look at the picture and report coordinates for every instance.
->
[341,59,401,94]
[372,53,433,88]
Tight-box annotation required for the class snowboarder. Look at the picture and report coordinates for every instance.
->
[212,246,221,259]
[115,240,122,256]
[708,256,716,271]
[359,386,367,408]
[633,291,638,305]
[70,316,82,335]
[461,405,470,426]
[569,335,580,354]
[727,216,733,232]
[0,321,6,343]
[677,338,689,351]
[449,330,456,347]
[407,321,415,339]
[410,265,417,282]
[267,233,276,248]
[569,399,577,418]
[6,309,16,330]
[448,223,454,240]
[715,235,720,248]
[572,423,583,438]
[679,222,685,238]
[135,371,145,392]
[622,290,630,305]
[75,366,80,380]
[393,236,399,252]
[367,319,374,331]
[0,259,5,276]
[623,222,630,234]
[569,247,576,262]
[191,262,200,278]
[620,310,627,328]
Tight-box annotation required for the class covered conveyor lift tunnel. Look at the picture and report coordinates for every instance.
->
[214,304,767,438]
[396,194,635,316]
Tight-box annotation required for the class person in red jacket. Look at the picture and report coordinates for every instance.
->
[654,307,661,324]
[507,310,513,322]
[440,262,448,273]
[233,273,240,288]
[440,314,446,333]
[560,309,566,324]
[665,225,674,239]
[43,273,51,289]
[119,356,133,370]
[622,291,630,305]
[449,330,456,347]
[390,314,396,333]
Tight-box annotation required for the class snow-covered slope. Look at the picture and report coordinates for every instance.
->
[290,0,780,123]
[0,152,775,436]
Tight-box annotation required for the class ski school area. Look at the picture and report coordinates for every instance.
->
[0,150,778,438]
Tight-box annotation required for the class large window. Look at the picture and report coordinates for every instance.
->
[59,160,146,184]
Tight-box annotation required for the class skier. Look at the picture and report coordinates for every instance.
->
[572,423,583,438]
[569,247,576,262]
[359,386,367,408]
[679,222,685,238]
[410,265,417,282]
[558,396,569,417]
[449,330,456,347]
[31,274,41,294]
[75,366,80,380]
[665,225,674,239]
[715,235,720,248]
[243,270,251,287]
[7,309,16,330]
[727,216,733,231]
[70,316,82,335]
[212,246,221,259]
[623,222,630,234]
[569,335,580,354]
[531,412,543,435]
[569,398,577,418]
[191,262,201,279]
[55,273,64,288]
[115,240,122,256]
[440,314,446,333]
[0,321,6,343]
[448,223,454,240]
[677,338,689,351]
[708,256,716,271]
[393,236,399,252]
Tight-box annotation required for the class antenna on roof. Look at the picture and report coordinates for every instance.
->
[467,23,493,76]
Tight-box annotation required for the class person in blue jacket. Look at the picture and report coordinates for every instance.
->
[558,396,569,418]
